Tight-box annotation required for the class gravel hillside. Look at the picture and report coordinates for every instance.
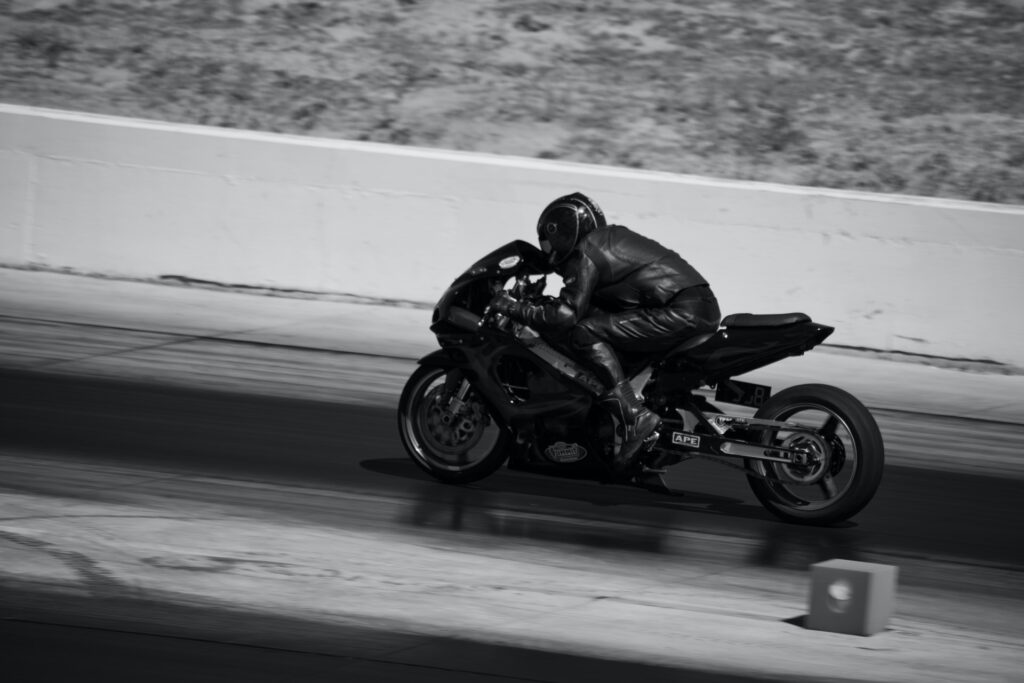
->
[3,0,1023,204]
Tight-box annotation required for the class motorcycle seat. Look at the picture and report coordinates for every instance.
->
[721,312,810,328]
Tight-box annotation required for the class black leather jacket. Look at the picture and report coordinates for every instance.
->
[512,225,709,333]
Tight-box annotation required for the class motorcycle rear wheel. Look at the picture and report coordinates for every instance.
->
[398,365,511,484]
[746,383,884,526]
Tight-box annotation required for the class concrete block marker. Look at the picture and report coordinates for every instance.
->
[807,559,898,636]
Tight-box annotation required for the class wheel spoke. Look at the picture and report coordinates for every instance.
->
[818,475,838,499]
[820,414,840,438]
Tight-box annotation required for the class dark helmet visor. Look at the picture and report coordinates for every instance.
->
[538,205,580,264]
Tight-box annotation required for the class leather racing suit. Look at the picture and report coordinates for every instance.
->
[504,224,721,473]
[511,224,721,365]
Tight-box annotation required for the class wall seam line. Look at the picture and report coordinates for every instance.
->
[22,152,38,265]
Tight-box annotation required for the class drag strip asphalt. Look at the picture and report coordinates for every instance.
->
[3,368,1023,581]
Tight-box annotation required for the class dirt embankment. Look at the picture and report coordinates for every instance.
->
[3,0,1023,204]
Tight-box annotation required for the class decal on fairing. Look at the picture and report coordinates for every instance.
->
[499,255,522,270]
[544,441,588,463]
[672,433,701,448]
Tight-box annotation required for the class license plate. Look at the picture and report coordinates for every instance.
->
[715,379,771,408]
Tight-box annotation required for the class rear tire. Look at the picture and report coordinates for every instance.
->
[746,383,884,526]
[398,365,510,484]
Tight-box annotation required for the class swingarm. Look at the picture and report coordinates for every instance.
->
[654,414,826,468]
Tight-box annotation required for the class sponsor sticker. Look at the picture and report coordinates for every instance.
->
[544,441,588,463]
[671,432,701,448]
[498,255,522,270]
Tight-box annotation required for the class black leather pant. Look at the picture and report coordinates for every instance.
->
[570,286,722,387]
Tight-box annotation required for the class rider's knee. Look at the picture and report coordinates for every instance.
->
[570,322,601,350]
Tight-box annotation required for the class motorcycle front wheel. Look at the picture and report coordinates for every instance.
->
[746,383,885,526]
[397,365,511,484]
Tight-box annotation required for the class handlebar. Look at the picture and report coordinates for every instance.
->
[480,288,524,332]
[481,272,547,331]
[479,302,512,332]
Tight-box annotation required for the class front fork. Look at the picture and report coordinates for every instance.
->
[442,372,473,414]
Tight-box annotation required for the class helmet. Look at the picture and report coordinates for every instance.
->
[536,192,607,266]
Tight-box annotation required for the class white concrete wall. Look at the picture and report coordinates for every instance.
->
[2,103,1023,367]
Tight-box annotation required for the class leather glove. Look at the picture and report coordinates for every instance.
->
[489,292,518,317]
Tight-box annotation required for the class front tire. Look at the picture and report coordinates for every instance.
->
[398,365,511,484]
[746,383,884,525]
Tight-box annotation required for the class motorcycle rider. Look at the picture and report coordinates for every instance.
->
[492,192,721,475]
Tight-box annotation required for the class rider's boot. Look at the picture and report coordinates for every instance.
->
[579,341,661,476]
[603,380,662,474]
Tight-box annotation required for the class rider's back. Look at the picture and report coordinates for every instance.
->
[575,225,710,311]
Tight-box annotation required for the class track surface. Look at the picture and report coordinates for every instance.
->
[1,297,1023,681]
[4,369,1024,577]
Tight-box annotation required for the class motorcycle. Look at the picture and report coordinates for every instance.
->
[397,240,884,525]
